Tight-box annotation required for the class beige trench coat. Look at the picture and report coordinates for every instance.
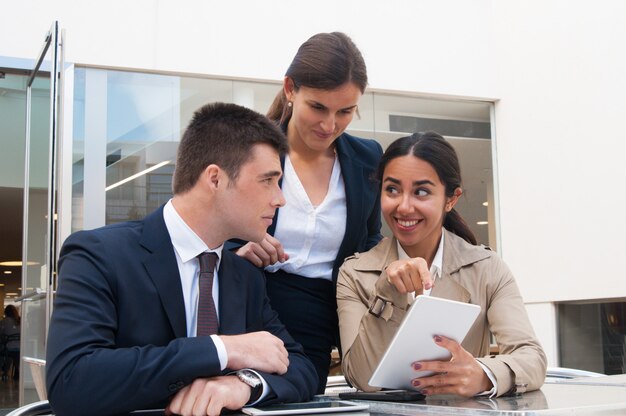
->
[337,230,547,396]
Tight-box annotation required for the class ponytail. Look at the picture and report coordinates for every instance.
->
[266,90,292,125]
[444,209,477,245]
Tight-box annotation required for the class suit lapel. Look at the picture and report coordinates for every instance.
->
[270,142,365,279]
[140,206,187,338]
[216,252,246,335]
[335,136,365,275]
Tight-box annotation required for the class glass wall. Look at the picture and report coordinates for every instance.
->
[558,301,626,375]
[71,67,496,248]
[0,72,29,307]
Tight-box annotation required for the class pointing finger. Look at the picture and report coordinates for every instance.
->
[411,258,433,291]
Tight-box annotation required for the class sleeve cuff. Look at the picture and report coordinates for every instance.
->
[210,334,228,371]
[476,360,498,398]
[244,369,270,406]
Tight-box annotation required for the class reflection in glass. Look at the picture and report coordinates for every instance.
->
[22,63,53,406]
[72,68,495,249]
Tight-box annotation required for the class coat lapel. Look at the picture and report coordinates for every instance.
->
[216,252,246,335]
[140,206,187,338]
[335,137,365,276]
[353,235,473,303]
[430,276,471,303]
[432,230,490,303]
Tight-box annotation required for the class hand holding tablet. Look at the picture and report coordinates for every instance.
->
[369,295,481,390]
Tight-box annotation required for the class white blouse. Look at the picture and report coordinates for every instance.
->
[265,154,347,281]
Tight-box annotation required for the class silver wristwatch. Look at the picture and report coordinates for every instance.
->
[236,369,263,403]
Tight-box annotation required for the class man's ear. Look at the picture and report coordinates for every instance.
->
[201,164,222,191]
[445,187,463,212]
[283,76,296,102]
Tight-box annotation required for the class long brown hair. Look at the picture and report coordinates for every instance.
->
[267,32,367,125]
[377,132,478,245]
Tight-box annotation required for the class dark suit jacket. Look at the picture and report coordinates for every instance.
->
[46,206,318,416]
[227,132,382,282]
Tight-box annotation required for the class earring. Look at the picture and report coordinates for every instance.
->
[287,101,292,108]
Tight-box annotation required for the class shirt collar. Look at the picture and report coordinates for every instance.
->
[163,199,223,264]
[396,229,445,280]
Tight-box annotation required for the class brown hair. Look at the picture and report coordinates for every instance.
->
[377,132,478,245]
[173,102,288,194]
[267,32,367,125]
[4,305,20,325]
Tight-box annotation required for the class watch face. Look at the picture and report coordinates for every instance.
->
[238,370,262,387]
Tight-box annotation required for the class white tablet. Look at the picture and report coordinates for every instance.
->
[241,400,369,415]
[368,295,481,390]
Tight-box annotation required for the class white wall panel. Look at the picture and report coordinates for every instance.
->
[491,0,626,302]
[3,0,626,303]
[1,0,495,98]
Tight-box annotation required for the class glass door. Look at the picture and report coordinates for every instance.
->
[19,21,63,405]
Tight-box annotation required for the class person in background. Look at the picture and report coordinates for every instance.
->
[233,32,383,393]
[0,305,20,380]
[46,102,317,416]
[337,132,547,397]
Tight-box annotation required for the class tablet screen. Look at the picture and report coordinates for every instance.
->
[242,400,368,415]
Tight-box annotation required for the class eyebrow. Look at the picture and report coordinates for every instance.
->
[384,177,435,187]
[307,100,357,112]
[259,170,282,179]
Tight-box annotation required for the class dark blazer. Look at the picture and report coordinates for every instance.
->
[46,206,318,416]
[267,132,383,281]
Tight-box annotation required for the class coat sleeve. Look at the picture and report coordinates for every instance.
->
[46,231,221,416]
[336,259,408,391]
[476,257,547,396]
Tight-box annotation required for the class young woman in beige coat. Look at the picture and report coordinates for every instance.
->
[337,132,547,397]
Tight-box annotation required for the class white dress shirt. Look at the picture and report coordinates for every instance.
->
[396,231,444,299]
[163,200,227,363]
[397,229,497,397]
[266,154,346,280]
[163,200,270,404]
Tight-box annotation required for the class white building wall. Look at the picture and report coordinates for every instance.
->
[491,0,626,303]
[1,0,495,97]
[3,0,626,366]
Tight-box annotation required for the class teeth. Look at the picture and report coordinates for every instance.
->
[398,219,419,227]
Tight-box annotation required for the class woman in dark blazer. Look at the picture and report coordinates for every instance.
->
[235,32,382,393]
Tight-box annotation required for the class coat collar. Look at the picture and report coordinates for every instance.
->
[441,229,492,274]
[350,229,493,303]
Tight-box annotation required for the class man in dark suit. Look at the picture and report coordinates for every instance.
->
[46,102,318,416]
